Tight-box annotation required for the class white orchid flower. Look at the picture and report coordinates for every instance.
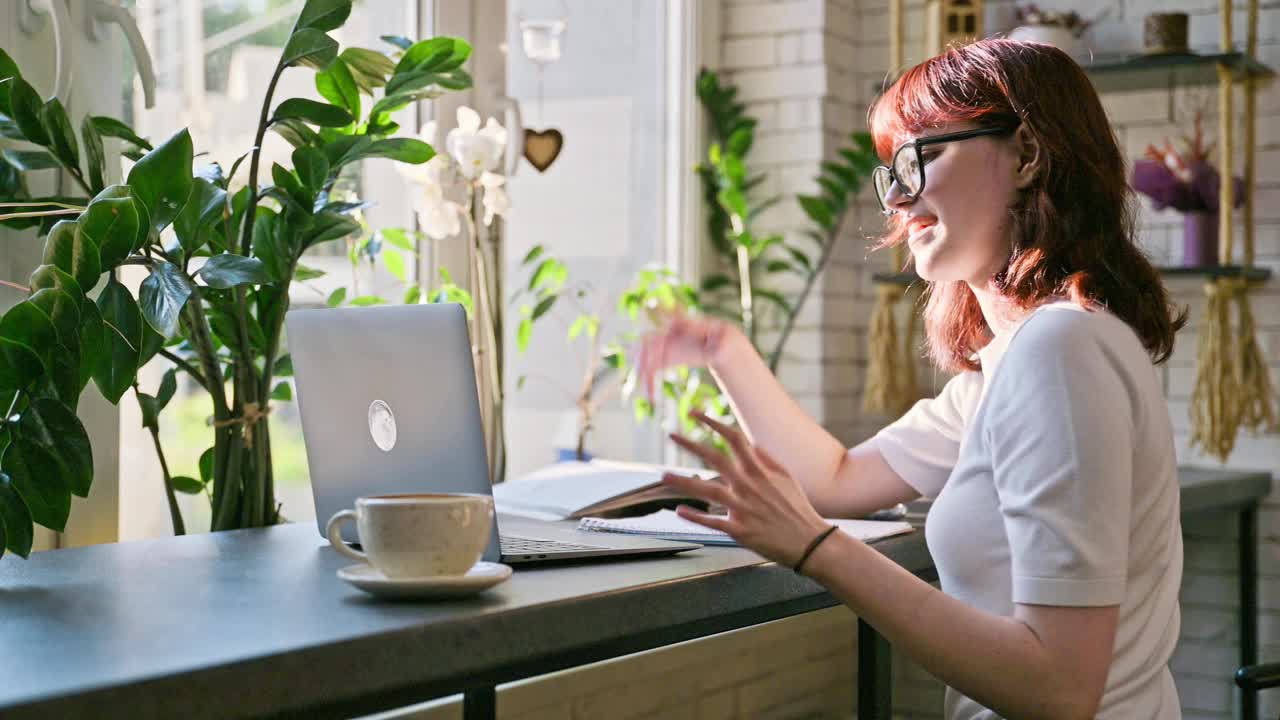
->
[480,171,510,226]
[447,106,507,179]
[413,179,463,240]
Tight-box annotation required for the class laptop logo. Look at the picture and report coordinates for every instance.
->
[368,399,397,452]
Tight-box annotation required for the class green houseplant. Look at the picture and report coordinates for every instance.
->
[0,0,474,559]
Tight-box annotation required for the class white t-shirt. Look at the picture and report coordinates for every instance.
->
[868,301,1183,720]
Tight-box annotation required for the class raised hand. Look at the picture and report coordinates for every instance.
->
[634,309,738,402]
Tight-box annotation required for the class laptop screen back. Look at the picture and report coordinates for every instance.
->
[285,303,501,562]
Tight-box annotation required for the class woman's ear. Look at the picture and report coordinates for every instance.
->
[1013,124,1043,189]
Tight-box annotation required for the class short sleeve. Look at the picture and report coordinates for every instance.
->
[867,371,981,498]
[985,313,1135,607]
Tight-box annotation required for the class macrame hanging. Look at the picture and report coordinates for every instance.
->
[1188,0,1278,460]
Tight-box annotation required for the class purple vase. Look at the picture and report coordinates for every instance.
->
[1182,211,1220,267]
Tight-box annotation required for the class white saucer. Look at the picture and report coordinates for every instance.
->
[337,561,513,600]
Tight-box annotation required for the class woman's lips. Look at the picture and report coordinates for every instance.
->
[907,217,936,243]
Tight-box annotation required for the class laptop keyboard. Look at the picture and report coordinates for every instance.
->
[501,535,609,554]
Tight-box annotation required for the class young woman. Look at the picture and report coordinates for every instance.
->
[639,39,1188,719]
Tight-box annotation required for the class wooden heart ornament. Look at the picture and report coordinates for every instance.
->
[523,128,564,172]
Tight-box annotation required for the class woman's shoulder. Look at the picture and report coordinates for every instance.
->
[1002,300,1154,382]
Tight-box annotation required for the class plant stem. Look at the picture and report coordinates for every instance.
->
[159,349,208,392]
[768,209,851,374]
[238,61,286,257]
[2,389,21,426]
[136,386,186,535]
[0,280,31,293]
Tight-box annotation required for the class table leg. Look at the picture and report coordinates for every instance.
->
[1241,505,1258,720]
[858,618,892,719]
[463,687,496,720]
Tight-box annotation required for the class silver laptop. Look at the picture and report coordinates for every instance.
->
[285,302,701,565]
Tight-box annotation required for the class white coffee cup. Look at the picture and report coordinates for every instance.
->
[326,493,494,578]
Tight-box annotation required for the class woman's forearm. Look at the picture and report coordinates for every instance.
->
[804,532,1092,720]
[707,329,849,513]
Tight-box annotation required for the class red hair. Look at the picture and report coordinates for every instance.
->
[869,39,1186,373]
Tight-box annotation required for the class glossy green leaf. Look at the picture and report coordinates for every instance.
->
[272,98,353,128]
[91,116,152,150]
[395,37,471,75]
[156,367,178,410]
[282,28,339,70]
[295,0,351,31]
[322,134,371,167]
[27,264,84,308]
[0,301,57,370]
[42,221,101,292]
[139,261,192,338]
[340,47,395,93]
[198,254,271,289]
[315,57,360,119]
[0,473,33,559]
[403,284,422,305]
[0,337,43,391]
[76,300,106,391]
[93,277,141,404]
[0,49,20,116]
[292,146,330,194]
[362,138,434,164]
[28,288,79,348]
[251,209,289,282]
[325,287,346,307]
[39,98,79,170]
[172,475,205,495]
[18,397,92,497]
[5,439,70,532]
[198,447,215,485]
[1,149,58,170]
[271,118,322,149]
[8,77,47,146]
[126,129,193,232]
[173,178,227,258]
[302,211,360,249]
[78,198,137,272]
[83,185,149,262]
[348,295,387,307]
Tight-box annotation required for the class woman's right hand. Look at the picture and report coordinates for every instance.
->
[634,309,739,402]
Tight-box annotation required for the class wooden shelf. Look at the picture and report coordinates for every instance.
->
[1084,50,1275,92]
[872,265,1272,287]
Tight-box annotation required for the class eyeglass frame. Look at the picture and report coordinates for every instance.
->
[873,125,1019,216]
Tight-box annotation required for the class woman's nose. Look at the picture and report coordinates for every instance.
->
[883,179,913,212]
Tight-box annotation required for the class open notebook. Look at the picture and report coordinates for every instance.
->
[578,509,914,546]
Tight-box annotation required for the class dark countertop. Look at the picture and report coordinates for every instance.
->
[0,465,1268,719]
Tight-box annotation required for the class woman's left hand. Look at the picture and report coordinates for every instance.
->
[662,410,832,568]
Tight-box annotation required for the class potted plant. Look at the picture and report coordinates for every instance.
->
[1008,4,1094,55]
[0,0,475,559]
[1131,112,1246,266]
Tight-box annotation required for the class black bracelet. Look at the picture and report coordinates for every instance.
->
[793,524,840,575]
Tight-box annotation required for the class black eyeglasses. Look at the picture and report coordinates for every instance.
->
[872,126,1018,215]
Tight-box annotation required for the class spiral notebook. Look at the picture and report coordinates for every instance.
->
[577,509,914,546]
